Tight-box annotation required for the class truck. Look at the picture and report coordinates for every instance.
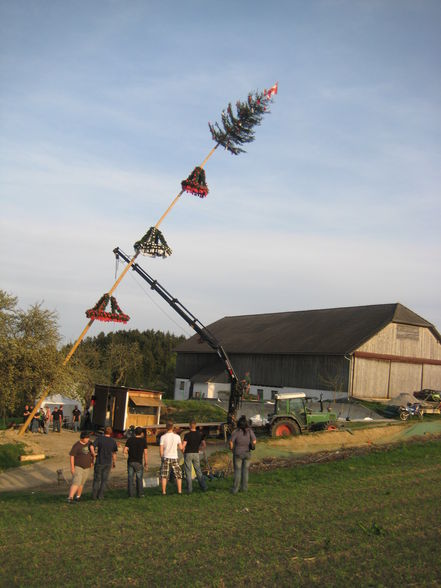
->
[267,392,337,436]
[114,248,337,438]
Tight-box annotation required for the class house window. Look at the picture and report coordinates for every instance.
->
[179,380,185,390]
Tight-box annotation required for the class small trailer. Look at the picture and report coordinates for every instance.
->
[91,384,163,435]
[91,384,224,442]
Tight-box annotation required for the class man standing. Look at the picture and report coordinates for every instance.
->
[52,406,60,432]
[44,407,51,434]
[23,405,31,431]
[58,405,64,432]
[68,431,95,503]
[72,405,81,432]
[182,420,207,494]
[159,421,183,495]
[92,427,118,500]
[124,427,148,498]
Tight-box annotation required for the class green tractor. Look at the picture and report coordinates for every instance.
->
[268,392,337,437]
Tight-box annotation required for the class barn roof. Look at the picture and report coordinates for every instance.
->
[175,303,440,356]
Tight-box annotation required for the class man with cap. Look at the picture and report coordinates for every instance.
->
[68,431,95,503]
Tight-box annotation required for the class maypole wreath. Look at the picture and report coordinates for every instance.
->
[85,294,130,323]
[134,226,173,257]
[181,166,209,197]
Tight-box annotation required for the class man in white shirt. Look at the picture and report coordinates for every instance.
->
[159,420,184,495]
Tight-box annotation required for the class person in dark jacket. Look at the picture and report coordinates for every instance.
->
[229,415,256,494]
[92,427,118,500]
[124,427,148,498]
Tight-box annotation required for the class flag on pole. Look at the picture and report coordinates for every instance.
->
[264,82,278,100]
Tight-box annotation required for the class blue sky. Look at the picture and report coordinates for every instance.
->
[1,0,440,343]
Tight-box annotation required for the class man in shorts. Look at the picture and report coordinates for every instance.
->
[159,421,183,495]
[68,431,95,503]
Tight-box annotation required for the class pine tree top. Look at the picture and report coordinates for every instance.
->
[208,87,277,155]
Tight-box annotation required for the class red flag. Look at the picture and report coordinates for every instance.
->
[264,82,278,100]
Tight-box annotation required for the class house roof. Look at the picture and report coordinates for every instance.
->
[175,303,440,356]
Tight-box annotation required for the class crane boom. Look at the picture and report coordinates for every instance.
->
[113,247,242,427]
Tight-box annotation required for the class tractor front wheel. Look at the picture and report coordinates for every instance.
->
[271,419,300,438]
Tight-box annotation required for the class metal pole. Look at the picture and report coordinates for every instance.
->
[18,144,220,437]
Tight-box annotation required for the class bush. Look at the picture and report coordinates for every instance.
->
[0,443,26,471]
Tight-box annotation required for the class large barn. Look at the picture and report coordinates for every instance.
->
[174,303,441,401]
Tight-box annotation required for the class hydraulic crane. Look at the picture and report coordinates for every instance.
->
[113,247,243,429]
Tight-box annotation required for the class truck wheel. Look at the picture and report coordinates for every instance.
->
[271,419,300,438]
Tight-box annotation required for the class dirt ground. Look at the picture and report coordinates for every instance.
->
[1,420,441,494]
[0,428,228,494]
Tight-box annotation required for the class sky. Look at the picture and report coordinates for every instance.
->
[1,0,440,345]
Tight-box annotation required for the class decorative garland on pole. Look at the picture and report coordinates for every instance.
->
[85,294,130,323]
[181,166,209,197]
[134,227,173,257]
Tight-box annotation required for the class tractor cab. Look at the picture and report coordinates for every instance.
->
[269,392,337,436]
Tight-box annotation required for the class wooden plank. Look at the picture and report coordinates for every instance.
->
[20,454,45,462]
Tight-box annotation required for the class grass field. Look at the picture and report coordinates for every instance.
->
[1,439,441,587]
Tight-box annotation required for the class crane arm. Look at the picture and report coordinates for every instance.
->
[113,248,242,426]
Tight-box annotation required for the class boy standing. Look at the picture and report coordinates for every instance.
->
[159,421,183,495]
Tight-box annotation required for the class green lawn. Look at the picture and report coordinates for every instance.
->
[162,399,227,423]
[1,440,441,587]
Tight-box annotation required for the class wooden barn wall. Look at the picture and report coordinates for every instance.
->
[175,354,224,379]
[352,358,390,399]
[176,352,349,392]
[422,364,441,389]
[358,324,441,359]
[388,363,422,397]
[352,324,441,399]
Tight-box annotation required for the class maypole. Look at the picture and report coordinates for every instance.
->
[18,83,278,436]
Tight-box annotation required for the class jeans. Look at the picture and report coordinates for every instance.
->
[232,453,251,493]
[92,463,112,499]
[73,421,80,432]
[184,453,207,493]
[127,461,144,497]
[53,420,60,433]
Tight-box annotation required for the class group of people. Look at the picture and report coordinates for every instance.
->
[23,404,82,433]
[67,415,257,502]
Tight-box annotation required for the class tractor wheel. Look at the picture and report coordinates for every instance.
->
[271,419,300,438]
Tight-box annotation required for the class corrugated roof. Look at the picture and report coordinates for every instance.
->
[175,303,439,356]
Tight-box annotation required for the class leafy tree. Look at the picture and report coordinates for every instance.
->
[0,291,65,419]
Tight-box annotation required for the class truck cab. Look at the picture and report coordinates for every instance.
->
[268,392,337,437]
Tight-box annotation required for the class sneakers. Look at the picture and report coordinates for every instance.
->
[67,498,74,504]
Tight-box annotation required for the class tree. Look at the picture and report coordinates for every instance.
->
[0,291,65,419]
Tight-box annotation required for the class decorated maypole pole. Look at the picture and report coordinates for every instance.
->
[19,83,278,436]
